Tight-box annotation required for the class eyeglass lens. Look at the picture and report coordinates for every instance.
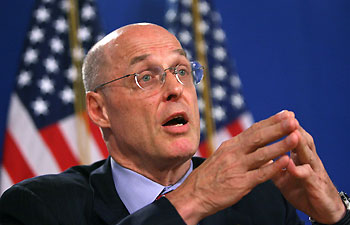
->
[135,62,203,90]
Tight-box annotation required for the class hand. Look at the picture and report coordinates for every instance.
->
[167,110,300,225]
[272,120,346,224]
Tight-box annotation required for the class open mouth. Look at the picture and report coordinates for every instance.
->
[162,115,188,127]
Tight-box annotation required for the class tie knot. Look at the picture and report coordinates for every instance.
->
[155,189,173,200]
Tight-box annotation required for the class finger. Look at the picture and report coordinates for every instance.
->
[265,110,296,127]
[238,111,298,153]
[298,125,316,152]
[249,110,294,133]
[292,126,316,167]
[286,158,314,179]
[247,155,290,187]
[246,131,299,170]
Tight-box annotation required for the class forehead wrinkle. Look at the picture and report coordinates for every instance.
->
[130,54,150,66]
[120,35,182,60]
[127,48,188,68]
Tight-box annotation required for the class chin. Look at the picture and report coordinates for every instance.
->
[166,138,198,159]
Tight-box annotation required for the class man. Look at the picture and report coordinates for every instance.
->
[0,23,349,225]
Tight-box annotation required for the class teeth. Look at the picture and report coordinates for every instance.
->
[175,123,184,126]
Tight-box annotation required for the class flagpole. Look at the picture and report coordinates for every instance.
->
[192,0,216,156]
[68,0,91,164]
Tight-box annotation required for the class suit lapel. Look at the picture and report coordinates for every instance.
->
[192,157,205,169]
[90,157,129,225]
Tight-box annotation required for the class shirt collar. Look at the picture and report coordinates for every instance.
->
[110,158,193,214]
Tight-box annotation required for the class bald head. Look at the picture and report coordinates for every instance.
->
[82,23,182,92]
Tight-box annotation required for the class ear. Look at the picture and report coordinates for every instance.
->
[86,91,111,128]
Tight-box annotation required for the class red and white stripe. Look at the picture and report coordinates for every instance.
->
[0,94,108,194]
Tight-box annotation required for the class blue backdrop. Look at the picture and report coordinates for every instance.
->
[1,0,349,222]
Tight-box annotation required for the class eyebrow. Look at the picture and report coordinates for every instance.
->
[129,49,187,66]
[173,49,187,57]
[129,54,150,66]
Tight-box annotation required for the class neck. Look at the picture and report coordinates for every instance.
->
[110,152,192,186]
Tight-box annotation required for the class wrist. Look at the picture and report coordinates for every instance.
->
[311,210,350,225]
[310,191,350,225]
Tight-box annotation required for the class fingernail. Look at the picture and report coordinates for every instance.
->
[278,110,289,119]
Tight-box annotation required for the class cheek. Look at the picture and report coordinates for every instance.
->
[119,98,157,131]
[105,96,137,128]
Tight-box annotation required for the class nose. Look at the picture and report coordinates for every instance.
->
[162,70,184,101]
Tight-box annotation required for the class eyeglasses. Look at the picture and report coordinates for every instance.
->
[92,61,204,93]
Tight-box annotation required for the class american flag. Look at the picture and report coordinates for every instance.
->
[0,0,108,194]
[165,0,254,157]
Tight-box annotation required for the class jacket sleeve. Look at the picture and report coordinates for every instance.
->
[116,197,186,225]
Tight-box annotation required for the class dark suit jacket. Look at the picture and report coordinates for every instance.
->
[0,157,304,225]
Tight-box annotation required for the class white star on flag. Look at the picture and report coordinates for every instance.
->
[212,85,226,101]
[165,9,176,23]
[179,30,192,45]
[35,7,50,22]
[29,27,44,43]
[231,76,241,89]
[66,66,78,82]
[44,57,59,73]
[78,26,91,42]
[18,71,32,87]
[181,12,192,26]
[38,76,55,94]
[212,106,226,121]
[213,28,225,42]
[213,65,227,80]
[213,46,227,61]
[231,94,244,109]
[60,87,75,104]
[81,4,95,20]
[50,38,64,53]
[24,48,38,65]
[54,18,68,33]
[32,97,49,116]
[199,1,210,15]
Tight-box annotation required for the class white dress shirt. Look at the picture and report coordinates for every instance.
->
[110,158,193,214]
